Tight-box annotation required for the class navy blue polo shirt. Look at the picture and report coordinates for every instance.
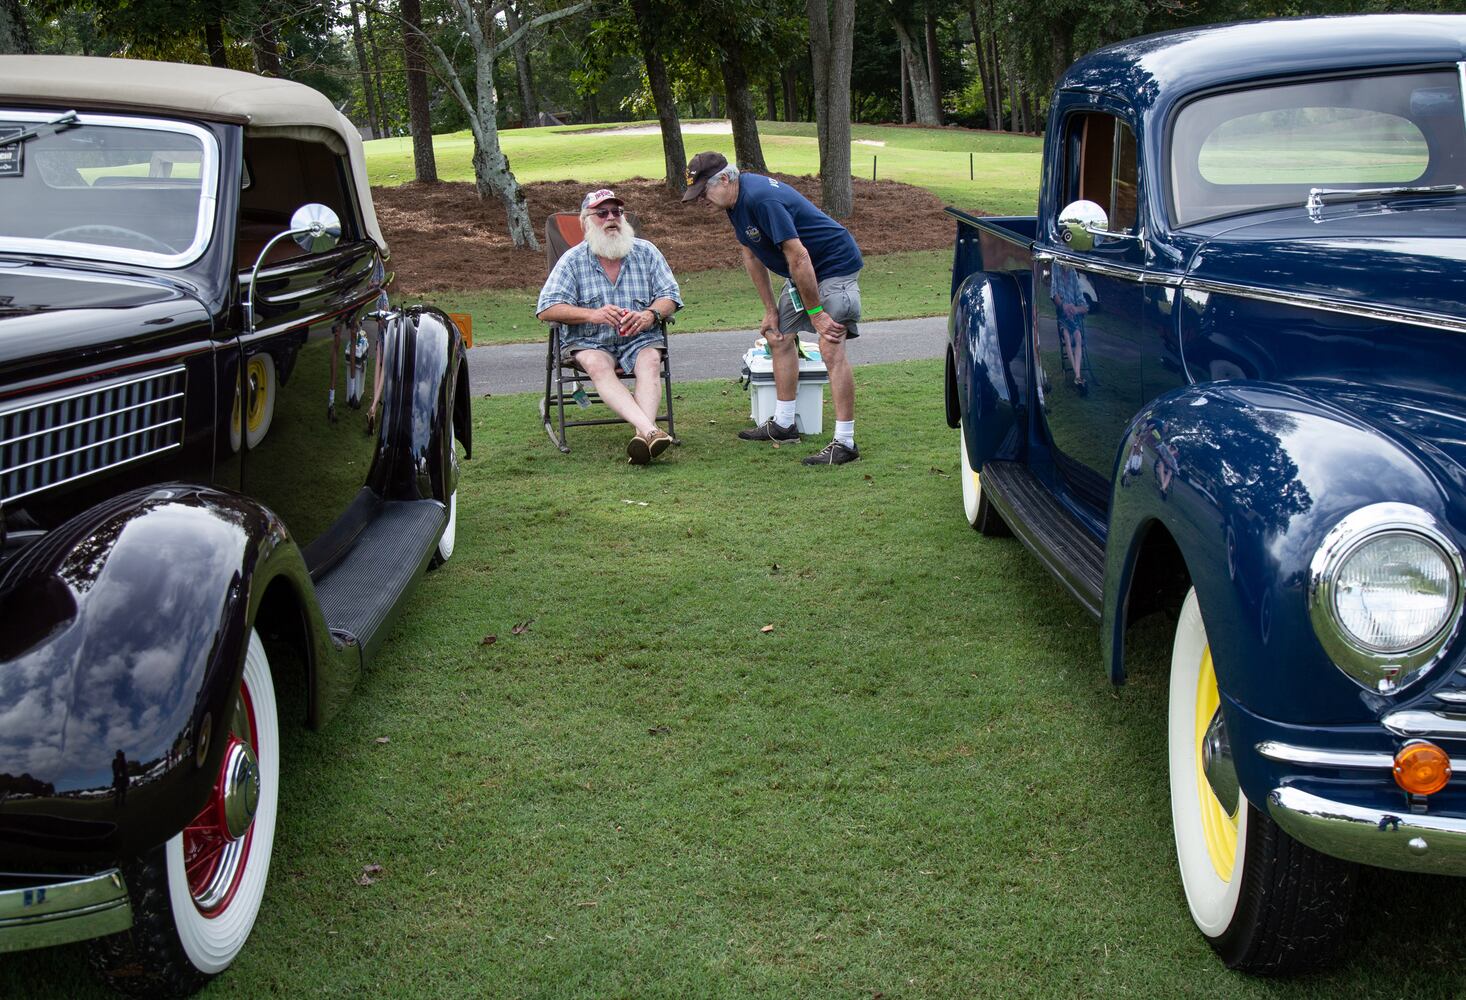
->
[727,173,862,280]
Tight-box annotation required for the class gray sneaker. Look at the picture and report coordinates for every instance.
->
[738,418,800,443]
[802,440,860,465]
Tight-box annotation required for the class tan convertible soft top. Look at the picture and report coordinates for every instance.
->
[0,55,387,254]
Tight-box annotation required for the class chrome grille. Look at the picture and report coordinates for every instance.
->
[0,367,186,503]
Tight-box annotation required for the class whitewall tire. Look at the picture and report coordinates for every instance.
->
[1167,588,1355,973]
[958,419,1008,537]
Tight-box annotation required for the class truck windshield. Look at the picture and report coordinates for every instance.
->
[0,111,218,268]
[1169,68,1465,227]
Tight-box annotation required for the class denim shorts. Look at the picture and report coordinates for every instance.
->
[777,271,862,339]
[562,325,667,373]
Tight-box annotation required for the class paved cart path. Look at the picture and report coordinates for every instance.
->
[465,316,947,397]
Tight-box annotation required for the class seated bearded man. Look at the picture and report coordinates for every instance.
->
[536,189,683,464]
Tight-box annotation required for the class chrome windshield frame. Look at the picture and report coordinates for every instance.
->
[0,109,220,270]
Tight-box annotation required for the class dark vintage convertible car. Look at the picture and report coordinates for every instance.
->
[0,57,469,994]
[945,14,1466,974]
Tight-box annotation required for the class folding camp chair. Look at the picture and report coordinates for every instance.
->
[539,211,678,454]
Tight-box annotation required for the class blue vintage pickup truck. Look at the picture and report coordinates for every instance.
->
[946,13,1466,974]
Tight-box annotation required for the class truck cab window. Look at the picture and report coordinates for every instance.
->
[1065,112,1139,235]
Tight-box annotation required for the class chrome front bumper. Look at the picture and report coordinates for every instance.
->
[1269,786,1466,875]
[0,869,132,953]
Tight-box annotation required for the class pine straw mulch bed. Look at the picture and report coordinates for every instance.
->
[372,174,959,293]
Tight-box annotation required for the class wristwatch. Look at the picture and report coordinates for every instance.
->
[648,307,664,324]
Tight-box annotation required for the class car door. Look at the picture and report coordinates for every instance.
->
[1033,106,1145,521]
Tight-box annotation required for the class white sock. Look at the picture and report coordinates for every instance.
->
[328,388,335,405]
[774,398,797,428]
[835,420,855,447]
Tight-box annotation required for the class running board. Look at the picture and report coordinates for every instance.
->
[314,498,445,659]
[981,461,1105,618]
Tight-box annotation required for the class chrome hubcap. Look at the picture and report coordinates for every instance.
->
[1201,708,1240,818]
[221,738,260,839]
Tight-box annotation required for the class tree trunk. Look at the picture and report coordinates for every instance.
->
[1023,89,1037,134]
[401,0,438,181]
[0,0,33,54]
[469,45,536,248]
[584,92,599,123]
[782,68,798,122]
[710,92,721,119]
[899,48,910,123]
[349,0,380,138]
[924,10,942,123]
[764,76,778,122]
[630,0,686,195]
[504,3,539,125]
[891,18,938,126]
[252,9,283,77]
[806,0,854,218]
[719,37,766,172]
[982,0,1004,130]
[365,4,391,134]
[1009,61,1020,133]
[203,19,228,68]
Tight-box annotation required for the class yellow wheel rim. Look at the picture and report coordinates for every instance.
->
[1194,646,1238,880]
[245,357,269,432]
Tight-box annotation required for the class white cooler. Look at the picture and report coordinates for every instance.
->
[740,341,829,435]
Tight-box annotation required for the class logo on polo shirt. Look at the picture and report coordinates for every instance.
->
[744,226,762,243]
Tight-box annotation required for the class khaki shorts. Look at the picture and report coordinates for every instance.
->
[777,272,862,339]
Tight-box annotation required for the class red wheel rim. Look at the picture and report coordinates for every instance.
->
[182,680,258,916]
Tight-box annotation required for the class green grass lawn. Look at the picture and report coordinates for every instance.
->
[10,362,1466,997]
[420,249,952,346]
[367,119,1043,218]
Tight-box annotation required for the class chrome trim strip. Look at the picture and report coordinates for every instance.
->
[0,110,219,270]
[2,441,182,504]
[0,870,132,953]
[1257,739,1466,771]
[1436,690,1466,704]
[0,367,185,417]
[1034,248,1183,286]
[5,417,183,476]
[0,391,184,448]
[1269,786,1466,876]
[1382,709,1466,738]
[1183,277,1466,335]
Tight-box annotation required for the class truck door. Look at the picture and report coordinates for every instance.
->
[1033,108,1144,521]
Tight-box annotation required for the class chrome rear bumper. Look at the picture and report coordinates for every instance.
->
[0,869,132,953]
[1269,786,1466,875]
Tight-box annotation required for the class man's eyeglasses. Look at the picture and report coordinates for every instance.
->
[593,207,624,219]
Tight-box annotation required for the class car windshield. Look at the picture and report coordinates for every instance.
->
[1169,68,1466,227]
[0,111,218,268]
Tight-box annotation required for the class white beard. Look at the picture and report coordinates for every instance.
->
[584,218,636,260]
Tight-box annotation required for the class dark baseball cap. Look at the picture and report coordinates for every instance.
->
[681,151,729,202]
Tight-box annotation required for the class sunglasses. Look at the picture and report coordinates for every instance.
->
[593,207,624,219]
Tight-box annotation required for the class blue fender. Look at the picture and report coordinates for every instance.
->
[368,306,469,506]
[1101,381,1457,728]
[0,485,333,864]
[948,269,1028,467]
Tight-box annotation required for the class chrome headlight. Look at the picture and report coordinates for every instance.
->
[1309,503,1464,692]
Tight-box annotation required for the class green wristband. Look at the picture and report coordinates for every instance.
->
[806,305,823,316]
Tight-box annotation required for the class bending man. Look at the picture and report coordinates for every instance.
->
[683,151,864,465]
[537,189,682,464]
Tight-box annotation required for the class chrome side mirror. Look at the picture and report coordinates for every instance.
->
[1058,200,1108,252]
[246,203,343,335]
[289,203,341,253]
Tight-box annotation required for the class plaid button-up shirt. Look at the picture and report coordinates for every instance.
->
[536,239,683,341]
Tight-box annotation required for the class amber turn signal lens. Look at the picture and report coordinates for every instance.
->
[1394,741,1452,795]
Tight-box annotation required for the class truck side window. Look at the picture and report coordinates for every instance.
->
[1065,112,1139,235]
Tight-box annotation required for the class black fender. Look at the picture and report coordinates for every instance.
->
[1101,381,1455,729]
[947,269,1028,467]
[368,306,469,508]
[0,484,345,864]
